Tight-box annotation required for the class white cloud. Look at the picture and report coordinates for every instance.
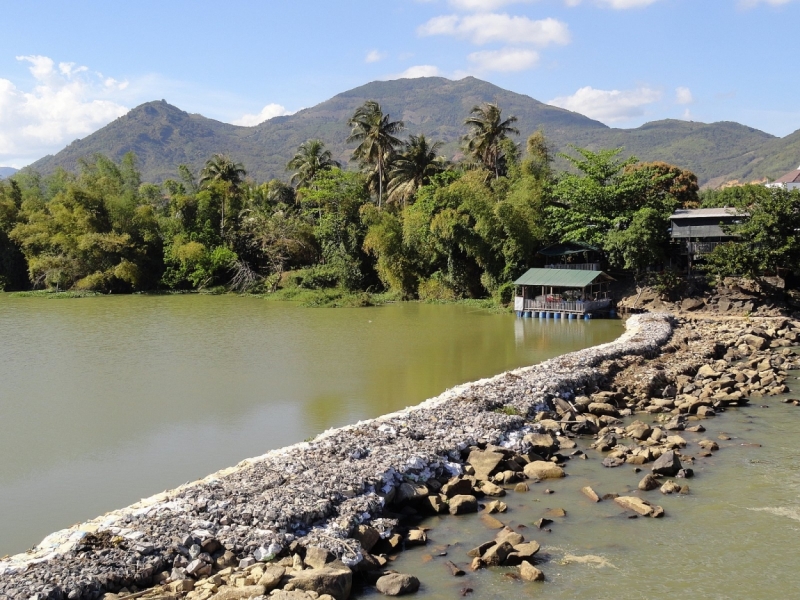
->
[232,103,292,126]
[467,48,539,72]
[548,86,662,123]
[739,0,795,6]
[567,0,660,7]
[418,13,570,46]
[389,65,442,79]
[675,86,693,105]
[0,55,129,167]
[448,0,533,9]
[365,50,387,63]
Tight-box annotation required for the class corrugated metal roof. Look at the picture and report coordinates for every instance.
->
[671,208,747,220]
[774,168,800,184]
[513,268,609,287]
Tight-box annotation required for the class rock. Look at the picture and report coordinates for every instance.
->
[742,334,769,350]
[523,433,557,456]
[681,298,705,311]
[353,525,381,553]
[424,495,447,514]
[523,461,565,480]
[698,440,719,451]
[581,486,601,502]
[441,477,474,498]
[519,561,545,582]
[467,541,496,558]
[287,567,353,600]
[651,450,682,476]
[545,507,567,518]
[397,482,429,504]
[482,541,515,566]
[470,557,485,571]
[495,526,525,546]
[169,579,194,593]
[533,518,553,529]
[304,546,332,569]
[588,402,620,418]
[449,494,478,515]
[186,558,211,578]
[660,480,680,494]
[614,496,664,518]
[479,481,506,497]
[446,560,465,577]
[271,591,328,600]
[375,573,420,596]
[697,364,721,378]
[257,566,286,591]
[210,586,266,600]
[481,514,505,530]
[467,449,505,481]
[514,482,529,492]
[664,435,687,448]
[406,529,428,546]
[697,406,716,417]
[602,457,625,468]
[484,500,508,513]
[638,474,660,491]
[506,541,540,565]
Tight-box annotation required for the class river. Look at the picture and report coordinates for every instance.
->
[0,295,621,557]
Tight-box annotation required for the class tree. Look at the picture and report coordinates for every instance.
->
[286,139,340,188]
[200,154,247,237]
[463,102,519,179]
[387,134,448,206]
[346,100,404,208]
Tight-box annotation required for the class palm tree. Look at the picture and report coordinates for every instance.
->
[200,154,246,237]
[346,100,404,208]
[387,134,448,206]
[286,139,340,188]
[463,102,519,179]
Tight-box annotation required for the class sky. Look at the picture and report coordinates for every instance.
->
[0,0,798,168]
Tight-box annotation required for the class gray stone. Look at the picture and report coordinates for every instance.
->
[519,560,545,582]
[304,546,332,569]
[467,449,505,481]
[375,573,420,596]
[448,494,478,515]
[287,567,353,600]
[651,450,682,476]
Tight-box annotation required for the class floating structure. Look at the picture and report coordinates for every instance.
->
[513,268,614,320]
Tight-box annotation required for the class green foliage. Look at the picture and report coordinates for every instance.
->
[703,187,800,278]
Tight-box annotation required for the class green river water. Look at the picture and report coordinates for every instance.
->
[0,295,621,557]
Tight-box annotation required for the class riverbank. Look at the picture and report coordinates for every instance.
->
[3,312,798,600]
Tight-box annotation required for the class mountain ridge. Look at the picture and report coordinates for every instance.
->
[26,76,794,187]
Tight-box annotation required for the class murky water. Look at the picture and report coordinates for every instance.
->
[381,384,800,600]
[0,295,621,556]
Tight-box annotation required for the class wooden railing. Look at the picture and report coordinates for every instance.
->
[544,263,600,271]
[514,297,611,314]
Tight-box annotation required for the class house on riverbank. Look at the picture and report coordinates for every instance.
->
[670,207,747,260]
[513,268,614,319]
[765,166,800,191]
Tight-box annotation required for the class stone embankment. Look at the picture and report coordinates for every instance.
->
[3,312,799,600]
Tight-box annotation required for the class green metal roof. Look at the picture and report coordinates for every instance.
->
[538,241,602,256]
[513,268,611,287]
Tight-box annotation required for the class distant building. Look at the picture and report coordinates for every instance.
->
[670,207,748,258]
[765,166,800,191]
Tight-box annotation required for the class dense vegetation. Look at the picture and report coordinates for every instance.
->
[1,98,718,302]
[25,77,792,187]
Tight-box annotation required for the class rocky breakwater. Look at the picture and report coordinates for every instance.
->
[0,314,676,600]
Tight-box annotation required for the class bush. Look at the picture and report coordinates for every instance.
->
[418,276,457,301]
[493,281,516,305]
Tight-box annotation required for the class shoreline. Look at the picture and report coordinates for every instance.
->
[2,312,797,600]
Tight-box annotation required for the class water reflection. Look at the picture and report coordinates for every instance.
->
[0,296,621,554]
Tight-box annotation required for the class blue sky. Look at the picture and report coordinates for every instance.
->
[0,0,797,167]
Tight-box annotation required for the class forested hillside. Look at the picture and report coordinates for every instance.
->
[27,77,791,186]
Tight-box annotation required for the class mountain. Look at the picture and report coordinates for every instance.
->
[0,167,18,179]
[26,77,794,186]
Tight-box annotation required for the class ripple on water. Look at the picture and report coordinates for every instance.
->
[747,505,800,522]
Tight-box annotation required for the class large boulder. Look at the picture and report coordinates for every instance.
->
[375,573,420,596]
[523,433,557,456]
[353,525,380,553]
[523,461,565,480]
[519,560,545,582]
[211,586,266,600]
[449,494,478,515]
[467,449,505,480]
[286,567,353,600]
[482,540,515,566]
[651,450,682,476]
